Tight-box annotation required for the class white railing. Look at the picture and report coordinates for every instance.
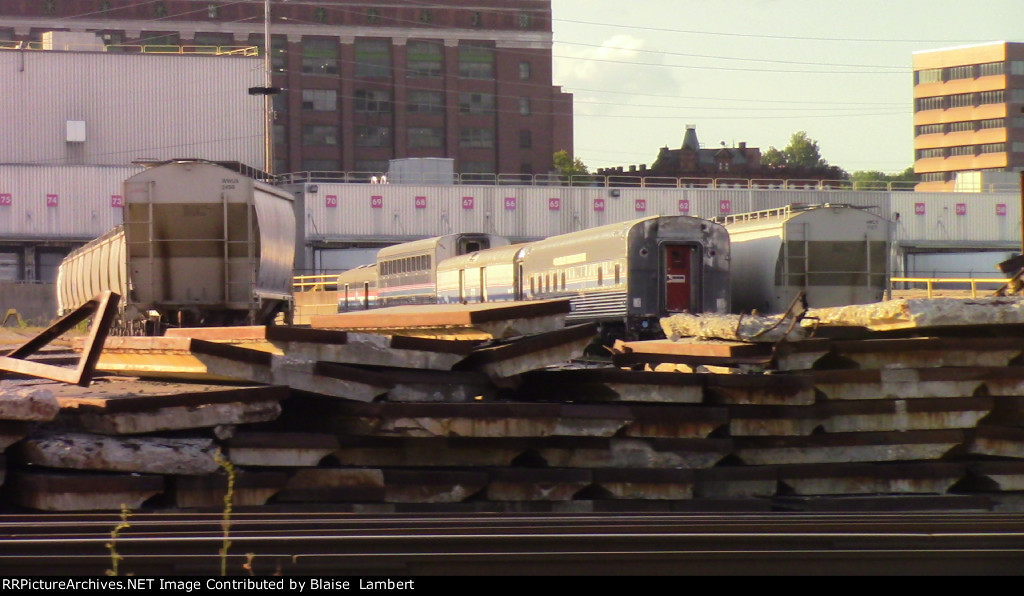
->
[273,171,923,191]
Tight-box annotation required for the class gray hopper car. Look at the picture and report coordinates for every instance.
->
[723,203,891,314]
[57,160,296,331]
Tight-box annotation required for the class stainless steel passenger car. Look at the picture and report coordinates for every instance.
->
[57,160,296,331]
[376,233,509,307]
[436,215,731,341]
[722,203,891,314]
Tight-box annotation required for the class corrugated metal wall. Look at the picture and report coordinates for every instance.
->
[0,164,141,239]
[295,183,950,245]
[0,50,263,167]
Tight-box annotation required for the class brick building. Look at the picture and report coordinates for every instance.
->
[0,0,573,177]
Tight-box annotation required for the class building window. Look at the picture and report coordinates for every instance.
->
[518,12,531,28]
[1013,61,1024,75]
[355,39,391,77]
[193,32,233,48]
[272,89,287,113]
[406,40,443,77]
[419,10,433,24]
[519,130,532,149]
[314,7,328,23]
[249,33,287,73]
[519,62,531,81]
[949,93,973,108]
[519,98,531,116]
[916,124,944,135]
[302,159,339,172]
[947,65,973,80]
[917,148,945,159]
[949,146,974,156]
[354,89,392,113]
[459,42,494,79]
[979,118,1005,130]
[153,2,167,17]
[301,89,337,111]
[979,90,1005,104]
[948,121,972,132]
[407,90,444,114]
[302,38,338,74]
[980,143,1006,153]
[460,128,494,148]
[1012,117,1024,128]
[979,62,1005,77]
[302,125,338,146]
[470,12,482,27]
[207,3,218,18]
[355,159,388,174]
[921,172,947,182]
[461,160,494,174]
[408,127,444,148]
[915,68,942,84]
[459,92,494,114]
[355,126,391,147]
[915,96,945,111]
[366,8,380,24]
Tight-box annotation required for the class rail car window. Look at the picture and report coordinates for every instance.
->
[597,267,603,286]
[530,276,535,295]
[614,264,620,285]
[561,272,566,291]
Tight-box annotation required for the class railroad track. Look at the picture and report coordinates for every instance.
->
[1,511,1023,575]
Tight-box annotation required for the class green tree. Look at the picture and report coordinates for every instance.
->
[850,166,915,189]
[763,131,829,169]
[553,150,589,177]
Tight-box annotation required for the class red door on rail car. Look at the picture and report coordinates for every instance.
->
[663,243,693,312]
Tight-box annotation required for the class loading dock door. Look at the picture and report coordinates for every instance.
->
[664,244,693,312]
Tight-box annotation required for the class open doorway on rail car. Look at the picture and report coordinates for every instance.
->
[663,243,694,313]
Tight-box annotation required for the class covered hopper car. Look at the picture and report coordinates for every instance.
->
[57,160,296,332]
[722,203,891,314]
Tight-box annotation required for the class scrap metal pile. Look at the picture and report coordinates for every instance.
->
[4,292,1024,513]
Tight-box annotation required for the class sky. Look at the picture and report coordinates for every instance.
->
[550,0,1024,175]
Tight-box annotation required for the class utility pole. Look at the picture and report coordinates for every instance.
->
[248,0,279,176]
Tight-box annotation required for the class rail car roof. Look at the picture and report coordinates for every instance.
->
[436,243,528,271]
[336,263,378,285]
[376,233,509,260]
[519,215,714,261]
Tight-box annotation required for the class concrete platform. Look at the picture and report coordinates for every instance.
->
[330,437,527,468]
[274,468,385,503]
[13,431,221,475]
[0,381,60,421]
[165,326,478,371]
[382,469,488,503]
[170,470,291,509]
[519,368,706,404]
[820,397,994,433]
[734,429,964,465]
[224,432,339,467]
[284,401,634,439]
[310,299,571,340]
[776,462,967,495]
[694,467,779,499]
[532,437,732,469]
[591,468,696,500]
[485,468,592,501]
[6,469,164,511]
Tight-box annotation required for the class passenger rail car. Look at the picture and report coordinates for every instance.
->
[437,215,731,341]
[722,203,890,314]
[57,160,296,332]
[375,233,510,307]
[336,263,379,311]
